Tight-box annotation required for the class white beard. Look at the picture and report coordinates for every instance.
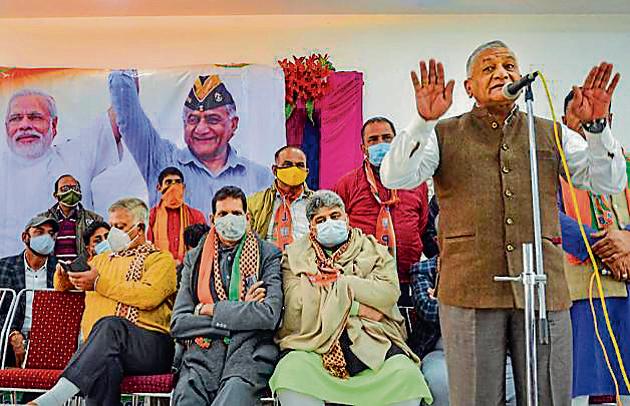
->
[8,128,53,160]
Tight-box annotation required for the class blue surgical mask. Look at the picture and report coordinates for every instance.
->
[94,240,111,255]
[316,219,349,247]
[367,143,391,167]
[215,214,247,241]
[29,234,55,256]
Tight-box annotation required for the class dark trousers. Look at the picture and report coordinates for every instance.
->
[174,376,258,406]
[63,316,174,406]
[398,282,413,307]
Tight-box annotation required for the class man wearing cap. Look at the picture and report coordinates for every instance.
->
[38,174,103,265]
[0,215,59,367]
[108,71,273,215]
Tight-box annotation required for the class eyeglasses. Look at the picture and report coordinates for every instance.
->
[59,184,81,193]
[186,114,229,126]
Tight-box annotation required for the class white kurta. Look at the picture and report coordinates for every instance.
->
[0,127,120,258]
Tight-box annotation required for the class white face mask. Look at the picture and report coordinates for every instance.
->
[107,223,140,253]
[215,214,247,242]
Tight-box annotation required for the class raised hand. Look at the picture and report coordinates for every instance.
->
[571,62,620,123]
[411,59,455,121]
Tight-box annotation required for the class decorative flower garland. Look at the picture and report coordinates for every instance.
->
[278,54,335,122]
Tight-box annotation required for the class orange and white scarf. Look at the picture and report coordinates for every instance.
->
[364,161,399,257]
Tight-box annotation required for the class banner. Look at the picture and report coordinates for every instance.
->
[0,65,286,258]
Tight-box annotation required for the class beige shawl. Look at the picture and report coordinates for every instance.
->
[276,228,419,370]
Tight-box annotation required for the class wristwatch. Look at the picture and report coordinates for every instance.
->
[582,118,607,134]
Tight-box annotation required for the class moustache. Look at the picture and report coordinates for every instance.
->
[14,129,44,143]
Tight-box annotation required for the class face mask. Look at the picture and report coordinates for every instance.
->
[315,219,349,248]
[276,166,308,187]
[367,143,391,167]
[94,240,111,255]
[58,190,82,207]
[161,183,184,209]
[215,214,247,241]
[29,234,55,256]
[107,223,140,253]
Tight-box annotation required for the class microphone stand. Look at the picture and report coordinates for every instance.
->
[494,83,549,406]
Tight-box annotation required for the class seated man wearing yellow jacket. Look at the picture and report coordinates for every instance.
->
[32,198,177,406]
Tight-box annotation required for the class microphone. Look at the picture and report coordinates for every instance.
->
[502,72,539,100]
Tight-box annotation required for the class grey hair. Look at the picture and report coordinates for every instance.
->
[5,88,58,122]
[182,103,237,124]
[466,40,512,77]
[108,197,149,225]
[306,190,346,222]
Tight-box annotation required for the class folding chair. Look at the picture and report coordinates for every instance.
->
[0,289,85,403]
[0,288,17,364]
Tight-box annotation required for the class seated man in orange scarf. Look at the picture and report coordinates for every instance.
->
[148,167,207,264]
[171,186,283,405]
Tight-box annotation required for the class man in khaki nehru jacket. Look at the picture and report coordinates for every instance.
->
[380,40,625,405]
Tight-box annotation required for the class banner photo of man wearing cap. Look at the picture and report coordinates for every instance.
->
[0,65,285,258]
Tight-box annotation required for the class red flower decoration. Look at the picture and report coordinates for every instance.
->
[278,53,335,120]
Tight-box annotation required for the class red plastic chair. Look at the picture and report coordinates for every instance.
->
[121,373,174,405]
[0,289,85,398]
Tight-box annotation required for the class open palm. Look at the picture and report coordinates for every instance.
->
[412,59,455,121]
[571,62,620,122]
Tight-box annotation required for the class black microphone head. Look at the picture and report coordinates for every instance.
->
[502,82,521,100]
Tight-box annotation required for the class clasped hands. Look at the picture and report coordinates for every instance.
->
[592,229,630,281]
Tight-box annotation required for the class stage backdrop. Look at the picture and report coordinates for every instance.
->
[0,64,285,258]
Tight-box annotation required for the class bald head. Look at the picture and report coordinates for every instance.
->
[274,146,307,166]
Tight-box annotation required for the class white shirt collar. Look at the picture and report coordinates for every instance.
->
[23,252,47,273]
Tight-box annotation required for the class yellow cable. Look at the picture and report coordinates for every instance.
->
[537,72,630,399]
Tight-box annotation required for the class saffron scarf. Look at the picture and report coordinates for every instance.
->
[272,186,303,251]
[194,228,260,348]
[196,227,260,305]
[153,184,190,262]
[364,160,399,257]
